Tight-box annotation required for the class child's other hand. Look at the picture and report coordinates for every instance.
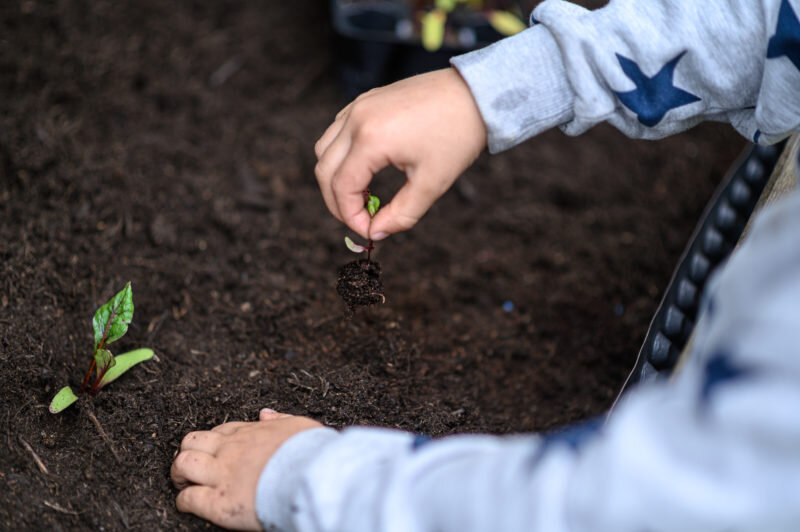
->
[315,67,487,241]
[171,410,322,531]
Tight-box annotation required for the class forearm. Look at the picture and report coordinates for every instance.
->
[257,188,800,532]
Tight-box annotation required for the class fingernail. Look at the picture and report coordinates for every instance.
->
[371,232,388,241]
[260,408,277,414]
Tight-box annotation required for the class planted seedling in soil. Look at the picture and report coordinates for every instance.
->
[49,282,154,413]
[337,191,386,314]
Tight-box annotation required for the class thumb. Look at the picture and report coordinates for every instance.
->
[259,408,289,421]
[368,170,448,239]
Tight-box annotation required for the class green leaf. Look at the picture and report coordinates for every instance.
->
[345,236,367,253]
[93,282,134,350]
[99,348,154,387]
[366,195,380,217]
[94,348,116,379]
[49,386,78,414]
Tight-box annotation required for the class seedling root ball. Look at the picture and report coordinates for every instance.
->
[337,259,385,314]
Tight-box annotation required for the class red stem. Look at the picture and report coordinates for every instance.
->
[89,364,111,396]
[79,359,96,393]
[80,305,118,394]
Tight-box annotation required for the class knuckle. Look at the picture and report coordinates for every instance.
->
[314,160,329,182]
[352,116,380,143]
[180,431,200,449]
[173,450,191,469]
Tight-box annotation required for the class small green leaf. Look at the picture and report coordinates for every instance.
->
[49,386,78,414]
[366,195,380,217]
[94,348,116,379]
[99,348,154,387]
[93,282,134,350]
[345,236,367,253]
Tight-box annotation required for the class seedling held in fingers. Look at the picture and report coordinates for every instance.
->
[344,192,380,261]
[49,282,154,414]
[337,191,386,314]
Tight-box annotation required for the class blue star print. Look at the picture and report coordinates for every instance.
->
[411,434,433,450]
[614,51,701,127]
[767,0,800,71]
[700,352,753,406]
[529,416,604,467]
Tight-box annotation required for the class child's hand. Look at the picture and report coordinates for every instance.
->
[315,67,487,241]
[171,409,322,531]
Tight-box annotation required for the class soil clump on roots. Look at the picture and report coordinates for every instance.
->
[337,259,386,314]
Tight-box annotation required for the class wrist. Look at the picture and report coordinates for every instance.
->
[255,427,340,531]
[451,24,575,153]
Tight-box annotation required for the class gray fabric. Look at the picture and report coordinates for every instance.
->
[253,2,800,530]
[258,190,800,532]
[452,0,800,153]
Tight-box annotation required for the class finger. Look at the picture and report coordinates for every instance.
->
[259,408,291,421]
[314,115,347,159]
[171,450,221,489]
[180,430,222,454]
[335,100,354,121]
[332,144,388,238]
[368,169,444,238]
[315,132,353,223]
[211,421,250,435]
[175,485,216,518]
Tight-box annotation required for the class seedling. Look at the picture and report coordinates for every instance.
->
[49,282,154,414]
[337,191,386,313]
[344,192,380,261]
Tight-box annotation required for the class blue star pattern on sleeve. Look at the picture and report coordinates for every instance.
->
[614,52,701,127]
[411,434,433,450]
[767,0,800,71]
[528,416,604,467]
[700,352,754,407]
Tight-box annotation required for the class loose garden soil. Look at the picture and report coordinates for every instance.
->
[1,1,744,530]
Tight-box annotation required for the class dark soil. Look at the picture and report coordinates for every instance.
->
[0,1,744,530]
[337,259,385,314]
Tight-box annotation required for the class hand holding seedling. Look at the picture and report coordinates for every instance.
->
[171,409,322,531]
[314,67,486,241]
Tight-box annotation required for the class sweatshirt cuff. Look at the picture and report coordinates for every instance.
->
[255,427,340,532]
[450,24,575,153]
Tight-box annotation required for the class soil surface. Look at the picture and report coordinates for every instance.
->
[0,1,744,530]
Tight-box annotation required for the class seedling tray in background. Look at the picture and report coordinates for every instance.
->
[331,0,507,98]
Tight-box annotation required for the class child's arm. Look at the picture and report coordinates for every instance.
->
[175,188,800,531]
[170,410,327,530]
[319,0,799,239]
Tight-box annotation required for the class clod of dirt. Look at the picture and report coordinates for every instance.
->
[336,259,385,314]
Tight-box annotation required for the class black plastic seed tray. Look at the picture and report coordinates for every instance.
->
[617,140,787,398]
[330,0,505,98]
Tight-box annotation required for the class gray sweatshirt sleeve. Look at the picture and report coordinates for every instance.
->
[258,187,800,532]
[451,0,800,153]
